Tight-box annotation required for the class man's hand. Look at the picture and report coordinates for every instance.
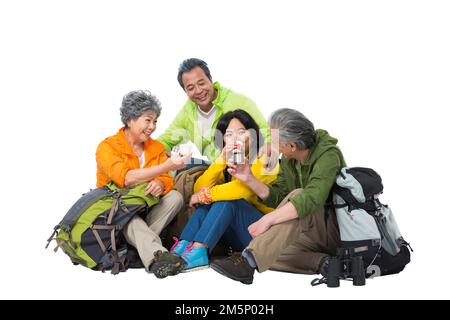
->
[145,180,165,197]
[248,214,274,238]
[258,143,279,170]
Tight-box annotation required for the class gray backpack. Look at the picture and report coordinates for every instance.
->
[331,167,412,278]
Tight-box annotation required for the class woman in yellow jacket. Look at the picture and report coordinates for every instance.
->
[151,109,279,278]
[96,90,190,272]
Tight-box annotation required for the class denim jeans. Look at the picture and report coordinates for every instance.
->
[179,199,264,253]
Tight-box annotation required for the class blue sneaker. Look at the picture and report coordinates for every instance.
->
[170,237,190,256]
[181,245,209,272]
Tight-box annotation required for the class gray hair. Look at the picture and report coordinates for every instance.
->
[120,90,162,127]
[269,108,316,150]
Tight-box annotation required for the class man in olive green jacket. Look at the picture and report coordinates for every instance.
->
[157,58,269,162]
[210,108,345,284]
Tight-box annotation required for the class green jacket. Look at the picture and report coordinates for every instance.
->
[157,82,269,161]
[262,129,346,219]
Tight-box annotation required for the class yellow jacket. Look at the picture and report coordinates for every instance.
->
[194,156,279,214]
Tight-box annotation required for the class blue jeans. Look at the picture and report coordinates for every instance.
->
[179,199,264,253]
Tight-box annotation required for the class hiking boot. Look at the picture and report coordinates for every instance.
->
[170,237,190,256]
[210,253,254,285]
[181,244,209,272]
[319,255,331,277]
[150,250,187,279]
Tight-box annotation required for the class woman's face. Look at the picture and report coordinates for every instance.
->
[224,118,250,154]
[127,112,158,143]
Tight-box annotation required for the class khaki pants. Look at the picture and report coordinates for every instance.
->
[245,189,341,274]
[123,190,183,270]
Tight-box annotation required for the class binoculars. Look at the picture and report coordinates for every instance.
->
[326,247,366,288]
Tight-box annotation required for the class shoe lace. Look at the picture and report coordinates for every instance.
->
[169,237,180,253]
[185,241,194,251]
[181,241,194,258]
[229,253,246,266]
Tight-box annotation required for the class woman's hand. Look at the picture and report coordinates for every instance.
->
[248,214,274,238]
[190,187,212,207]
[167,151,192,170]
[227,157,252,183]
[145,180,165,197]
[189,193,200,208]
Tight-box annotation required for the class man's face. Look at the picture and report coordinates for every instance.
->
[271,128,293,159]
[181,67,216,109]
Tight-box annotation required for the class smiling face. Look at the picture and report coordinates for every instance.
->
[127,111,158,143]
[181,66,217,110]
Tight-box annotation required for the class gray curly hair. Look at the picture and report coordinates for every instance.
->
[120,90,162,127]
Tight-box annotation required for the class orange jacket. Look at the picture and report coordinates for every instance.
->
[96,128,174,195]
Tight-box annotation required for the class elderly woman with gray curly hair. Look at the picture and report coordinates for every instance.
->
[95,90,191,273]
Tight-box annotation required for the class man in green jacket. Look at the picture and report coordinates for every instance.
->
[157,58,269,162]
[210,108,345,284]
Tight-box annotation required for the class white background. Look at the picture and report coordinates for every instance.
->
[1,0,449,300]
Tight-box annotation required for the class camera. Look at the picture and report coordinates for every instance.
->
[326,247,366,287]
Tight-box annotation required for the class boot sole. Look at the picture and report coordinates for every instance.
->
[210,263,253,285]
[151,260,186,279]
[181,264,209,273]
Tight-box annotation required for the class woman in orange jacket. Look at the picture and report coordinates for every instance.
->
[151,109,279,278]
[96,90,190,272]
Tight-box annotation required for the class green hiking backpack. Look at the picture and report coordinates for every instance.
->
[46,182,159,274]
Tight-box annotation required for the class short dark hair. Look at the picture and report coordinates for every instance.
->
[177,58,212,89]
[214,109,264,162]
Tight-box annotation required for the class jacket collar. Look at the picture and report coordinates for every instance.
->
[211,82,224,110]
[117,128,135,156]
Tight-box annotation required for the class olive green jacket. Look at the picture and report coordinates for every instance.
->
[263,129,346,218]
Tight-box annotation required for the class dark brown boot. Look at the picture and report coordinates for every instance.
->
[210,253,254,285]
